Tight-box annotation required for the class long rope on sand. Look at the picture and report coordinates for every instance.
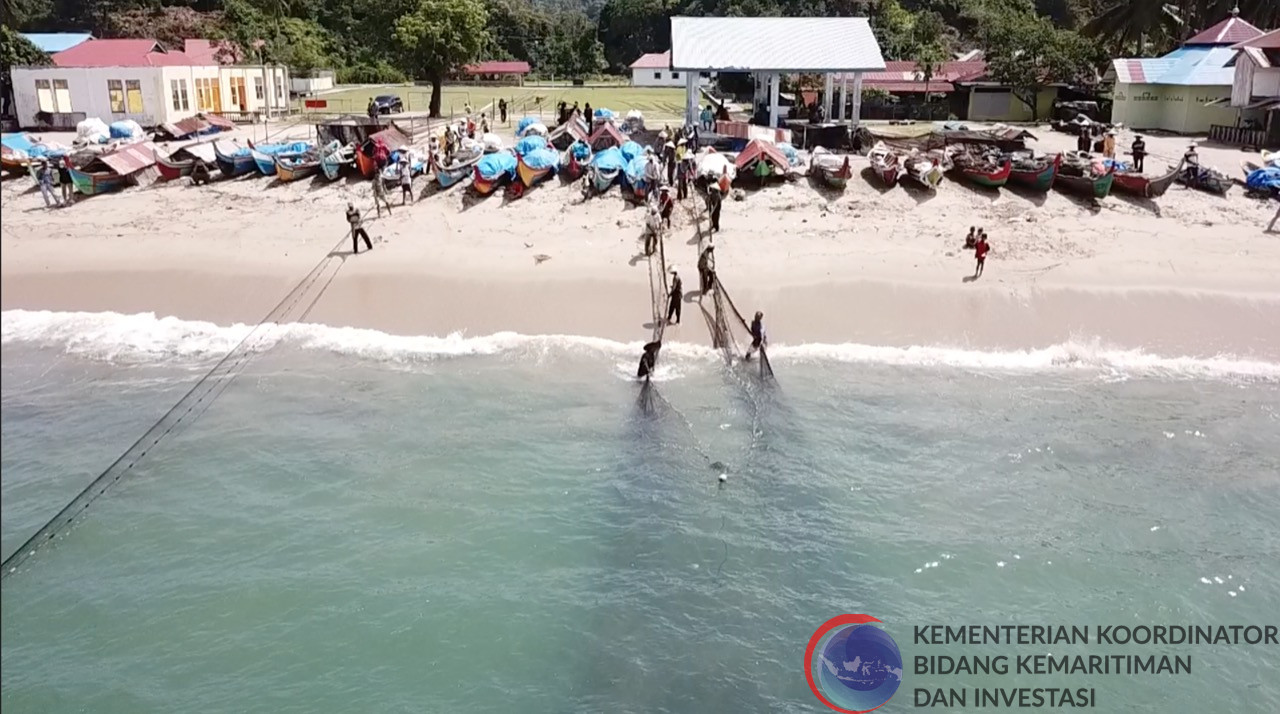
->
[1,206,381,582]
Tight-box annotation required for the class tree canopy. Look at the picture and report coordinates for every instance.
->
[392,0,489,115]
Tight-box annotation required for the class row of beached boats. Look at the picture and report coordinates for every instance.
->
[861,141,1232,200]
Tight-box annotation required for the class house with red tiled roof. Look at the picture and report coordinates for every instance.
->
[1107,11,1268,135]
[629,50,714,88]
[459,60,532,85]
[9,38,291,130]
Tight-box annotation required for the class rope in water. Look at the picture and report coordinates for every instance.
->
[1,206,381,581]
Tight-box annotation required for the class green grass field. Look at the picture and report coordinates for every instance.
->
[299,84,690,123]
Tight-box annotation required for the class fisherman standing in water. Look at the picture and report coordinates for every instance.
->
[637,340,661,379]
[698,243,716,297]
[744,311,766,361]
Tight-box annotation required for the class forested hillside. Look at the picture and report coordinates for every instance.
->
[4,0,1278,116]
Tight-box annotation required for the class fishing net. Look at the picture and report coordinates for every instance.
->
[708,276,773,381]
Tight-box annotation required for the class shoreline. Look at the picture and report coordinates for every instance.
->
[3,265,1279,362]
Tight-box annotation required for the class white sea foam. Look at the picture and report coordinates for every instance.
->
[4,309,1279,381]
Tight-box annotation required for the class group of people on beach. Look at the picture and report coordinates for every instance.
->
[964,226,991,279]
[33,157,74,209]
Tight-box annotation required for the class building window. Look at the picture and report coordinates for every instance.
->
[275,76,284,100]
[107,79,125,112]
[35,79,55,112]
[53,79,71,111]
[254,77,264,100]
[195,78,221,111]
[126,79,143,113]
[700,72,711,79]
[170,79,190,111]
[653,71,662,80]
[671,72,680,79]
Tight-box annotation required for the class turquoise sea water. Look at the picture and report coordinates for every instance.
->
[2,311,1279,713]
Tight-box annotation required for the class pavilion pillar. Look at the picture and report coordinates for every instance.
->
[768,72,780,129]
[839,74,849,122]
[823,73,833,120]
[685,70,698,126]
[850,72,863,127]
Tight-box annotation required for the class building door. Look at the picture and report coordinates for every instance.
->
[231,77,247,111]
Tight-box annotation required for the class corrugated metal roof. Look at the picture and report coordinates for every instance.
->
[52,39,197,67]
[1185,15,1262,45]
[20,33,94,53]
[630,51,670,70]
[1110,46,1236,86]
[670,16,885,72]
[1232,28,1280,50]
[98,141,159,176]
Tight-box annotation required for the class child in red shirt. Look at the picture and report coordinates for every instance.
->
[974,234,990,278]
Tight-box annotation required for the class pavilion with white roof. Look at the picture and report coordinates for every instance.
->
[669,16,886,129]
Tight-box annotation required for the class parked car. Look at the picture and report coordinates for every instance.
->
[372,95,404,114]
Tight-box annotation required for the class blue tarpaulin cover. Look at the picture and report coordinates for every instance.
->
[591,147,625,172]
[478,151,518,180]
[517,117,537,135]
[625,155,648,186]
[619,141,643,162]
[522,147,559,171]
[254,141,312,156]
[570,140,590,160]
[515,135,548,156]
[1246,166,1280,191]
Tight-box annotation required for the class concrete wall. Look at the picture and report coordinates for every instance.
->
[159,65,289,117]
[1112,83,1166,129]
[291,72,335,95]
[1114,83,1251,133]
[966,87,1058,122]
[631,68,711,88]
[11,66,170,128]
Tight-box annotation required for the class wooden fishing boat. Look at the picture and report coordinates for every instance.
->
[562,150,584,181]
[516,154,553,187]
[251,150,279,176]
[321,144,354,181]
[1177,166,1232,195]
[901,152,945,190]
[810,154,853,189]
[68,166,128,196]
[868,142,899,186]
[437,153,481,188]
[1113,160,1182,199]
[591,165,620,193]
[1006,153,1059,192]
[214,141,256,177]
[1055,166,1115,199]
[471,166,502,196]
[950,154,1011,189]
[276,153,321,182]
[154,142,218,181]
[355,149,377,178]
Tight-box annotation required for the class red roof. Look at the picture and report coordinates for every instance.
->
[463,61,531,75]
[183,39,241,64]
[1231,27,1280,50]
[52,39,197,67]
[854,59,984,93]
[630,51,670,70]
[1185,15,1263,45]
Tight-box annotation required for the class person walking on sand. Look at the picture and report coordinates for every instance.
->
[973,232,990,279]
[1102,130,1117,160]
[706,183,724,234]
[1268,202,1280,233]
[964,226,977,249]
[499,98,508,124]
[399,157,413,205]
[698,244,716,296]
[36,159,59,208]
[346,202,373,254]
[480,113,490,136]
[1130,135,1147,173]
[373,172,393,217]
[657,185,674,229]
[644,202,662,256]
[58,156,74,205]
[666,269,683,325]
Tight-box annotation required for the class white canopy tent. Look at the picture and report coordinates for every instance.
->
[669,16,887,129]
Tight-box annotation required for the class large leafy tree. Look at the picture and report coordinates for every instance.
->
[536,10,604,77]
[1082,0,1181,56]
[973,0,1101,119]
[910,9,948,100]
[597,0,672,71]
[392,0,488,116]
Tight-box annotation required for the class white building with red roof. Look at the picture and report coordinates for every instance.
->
[9,38,289,130]
[1108,11,1267,135]
[629,51,714,88]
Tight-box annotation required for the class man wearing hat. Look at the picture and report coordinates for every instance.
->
[666,268,683,326]
[1130,135,1147,173]
[36,158,59,208]
[663,139,677,185]
[698,243,716,296]
[1183,143,1200,182]
[345,202,373,254]
[398,155,414,205]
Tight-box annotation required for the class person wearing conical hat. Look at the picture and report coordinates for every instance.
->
[666,268,683,326]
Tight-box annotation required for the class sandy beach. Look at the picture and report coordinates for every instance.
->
[3,123,1279,360]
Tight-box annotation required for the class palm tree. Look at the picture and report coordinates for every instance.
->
[1083,0,1183,55]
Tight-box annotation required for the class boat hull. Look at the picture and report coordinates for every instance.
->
[1056,170,1114,199]
[355,151,377,178]
[953,159,1011,188]
[1113,161,1182,199]
[214,145,255,177]
[321,154,349,181]
[155,155,193,181]
[1176,168,1232,195]
[276,158,319,182]
[472,166,503,196]
[68,167,128,196]
[1007,155,1059,192]
[592,167,620,193]
[251,151,278,176]
[516,156,552,187]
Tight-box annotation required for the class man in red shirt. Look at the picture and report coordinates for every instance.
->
[974,233,990,279]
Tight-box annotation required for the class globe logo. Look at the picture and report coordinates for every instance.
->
[805,614,903,713]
